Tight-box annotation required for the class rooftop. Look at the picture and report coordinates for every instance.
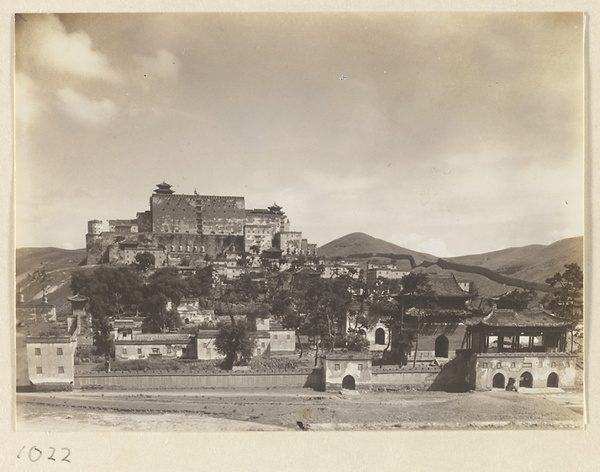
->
[464,308,575,329]
[426,274,472,298]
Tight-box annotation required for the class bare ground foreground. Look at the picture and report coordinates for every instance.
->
[16,388,584,431]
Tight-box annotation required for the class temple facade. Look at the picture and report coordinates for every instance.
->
[461,307,577,390]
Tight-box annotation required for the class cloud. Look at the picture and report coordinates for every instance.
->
[57,88,117,125]
[20,15,122,82]
[134,49,180,80]
[15,72,45,127]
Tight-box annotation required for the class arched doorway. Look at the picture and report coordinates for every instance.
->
[342,375,356,390]
[435,335,449,358]
[547,372,559,388]
[519,371,533,388]
[492,373,506,389]
[358,329,367,337]
[375,328,386,345]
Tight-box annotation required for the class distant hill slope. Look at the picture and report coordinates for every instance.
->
[16,247,87,316]
[318,233,583,298]
[447,236,583,285]
[317,232,437,264]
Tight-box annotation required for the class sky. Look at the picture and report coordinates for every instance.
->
[14,12,584,257]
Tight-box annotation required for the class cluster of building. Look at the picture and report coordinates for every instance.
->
[21,270,579,393]
[86,182,316,269]
[112,312,294,361]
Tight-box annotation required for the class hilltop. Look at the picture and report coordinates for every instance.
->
[317,232,437,264]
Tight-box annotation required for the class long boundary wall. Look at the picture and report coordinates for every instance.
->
[74,366,441,390]
[75,370,323,390]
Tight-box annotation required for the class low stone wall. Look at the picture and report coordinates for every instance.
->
[372,366,441,389]
[75,369,323,390]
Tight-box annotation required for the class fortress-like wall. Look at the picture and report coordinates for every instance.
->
[86,232,244,266]
[151,194,245,236]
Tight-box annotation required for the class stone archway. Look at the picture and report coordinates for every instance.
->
[519,371,533,388]
[375,328,386,345]
[435,335,449,358]
[547,372,559,388]
[492,373,506,389]
[342,375,356,390]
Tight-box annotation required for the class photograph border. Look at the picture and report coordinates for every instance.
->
[2,1,598,471]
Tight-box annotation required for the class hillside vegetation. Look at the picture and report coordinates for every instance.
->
[317,233,583,297]
[16,247,87,316]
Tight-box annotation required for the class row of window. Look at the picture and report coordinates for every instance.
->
[334,363,364,371]
[35,366,65,374]
[272,334,292,340]
[34,348,62,356]
[481,361,569,369]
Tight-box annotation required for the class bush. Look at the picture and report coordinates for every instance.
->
[346,333,371,352]
[75,344,94,361]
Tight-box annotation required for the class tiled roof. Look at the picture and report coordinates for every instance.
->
[406,307,471,318]
[464,308,575,328]
[250,331,271,338]
[195,330,220,338]
[131,333,191,342]
[427,274,471,298]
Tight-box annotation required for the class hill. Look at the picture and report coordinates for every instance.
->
[317,233,583,298]
[317,232,437,264]
[447,236,583,286]
[16,247,87,316]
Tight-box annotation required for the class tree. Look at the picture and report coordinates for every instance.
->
[271,288,309,358]
[496,290,536,310]
[134,251,155,271]
[346,333,370,352]
[214,319,256,370]
[71,266,142,367]
[147,268,189,308]
[392,273,438,366]
[545,263,583,318]
[140,292,182,333]
[186,265,214,303]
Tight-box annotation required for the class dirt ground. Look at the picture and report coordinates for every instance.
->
[16,387,584,431]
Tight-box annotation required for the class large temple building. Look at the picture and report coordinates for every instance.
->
[85,183,316,268]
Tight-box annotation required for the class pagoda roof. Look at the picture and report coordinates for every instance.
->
[67,294,89,302]
[268,202,283,213]
[464,308,575,329]
[154,182,175,194]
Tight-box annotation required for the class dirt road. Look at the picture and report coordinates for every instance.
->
[16,388,584,431]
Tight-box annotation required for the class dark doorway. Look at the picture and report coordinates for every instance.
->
[375,328,386,345]
[492,373,506,389]
[435,335,449,358]
[519,371,533,388]
[342,375,356,390]
[547,372,559,388]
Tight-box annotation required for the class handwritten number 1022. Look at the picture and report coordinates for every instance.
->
[17,446,71,463]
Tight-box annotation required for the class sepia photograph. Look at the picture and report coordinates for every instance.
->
[13,11,585,435]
